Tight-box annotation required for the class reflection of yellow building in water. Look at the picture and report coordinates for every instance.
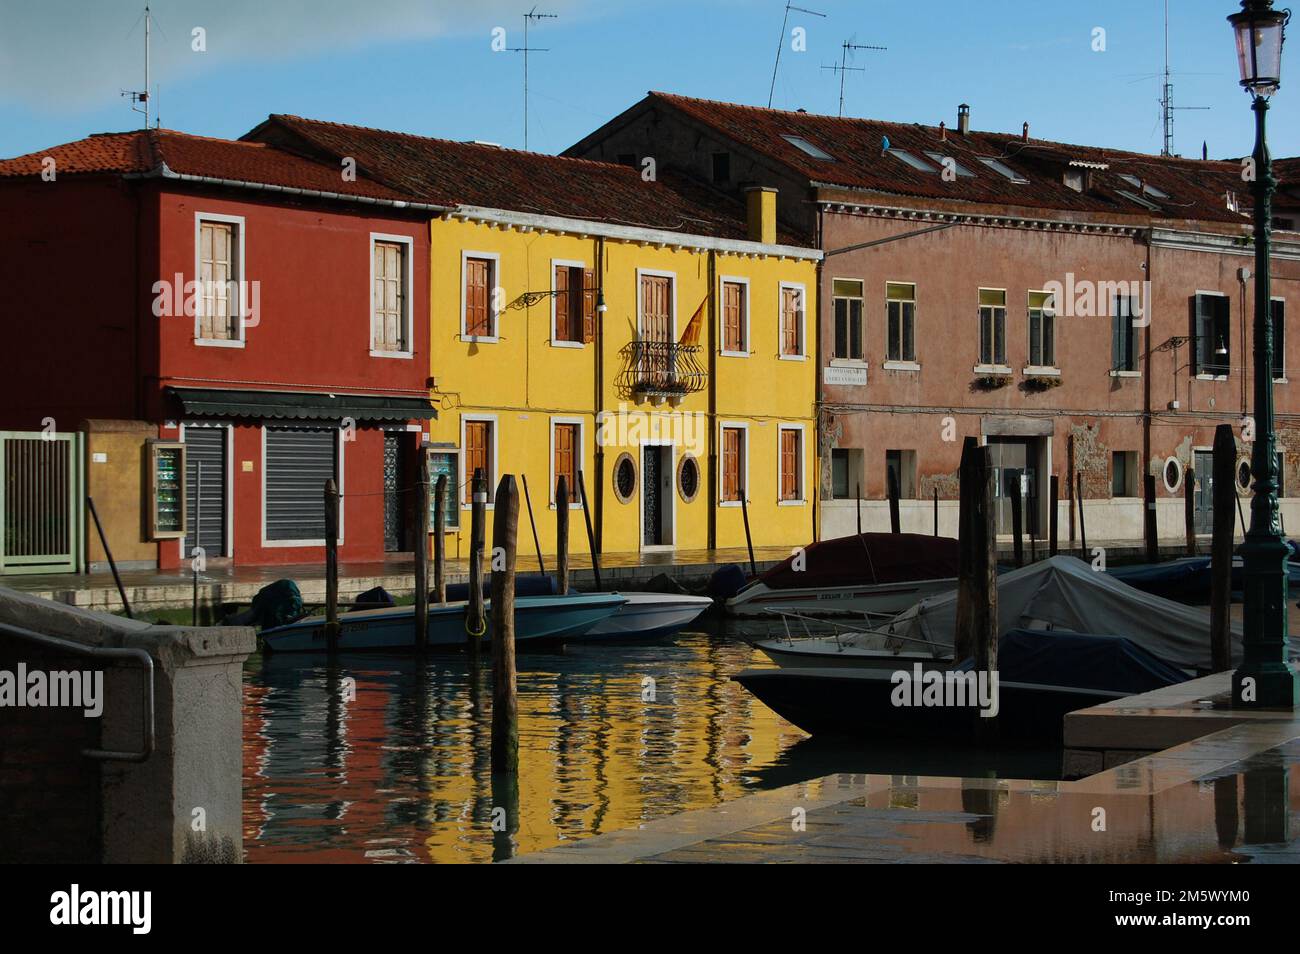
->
[244,117,821,558]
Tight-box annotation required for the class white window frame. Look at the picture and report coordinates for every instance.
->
[777,423,807,506]
[1025,288,1059,373]
[718,420,750,507]
[549,258,589,349]
[259,425,345,548]
[459,413,499,511]
[1193,289,1230,381]
[369,233,414,358]
[193,211,247,348]
[460,250,502,343]
[176,421,235,561]
[427,445,462,530]
[635,267,677,340]
[548,416,586,509]
[718,275,751,357]
[830,277,867,366]
[975,286,1010,373]
[884,279,918,368]
[778,281,808,360]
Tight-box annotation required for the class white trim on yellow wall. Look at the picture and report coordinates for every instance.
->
[548,257,589,349]
[548,415,586,509]
[718,274,751,357]
[718,419,750,508]
[459,412,499,511]
[778,280,808,361]
[460,250,502,343]
[777,422,807,506]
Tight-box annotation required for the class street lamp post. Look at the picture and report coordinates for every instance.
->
[1228,0,1297,708]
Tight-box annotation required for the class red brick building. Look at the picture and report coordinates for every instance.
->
[568,94,1300,543]
[0,129,439,570]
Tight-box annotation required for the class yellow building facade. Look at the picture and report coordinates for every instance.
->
[424,205,821,559]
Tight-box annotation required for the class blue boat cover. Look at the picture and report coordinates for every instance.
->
[956,629,1189,694]
[443,574,557,602]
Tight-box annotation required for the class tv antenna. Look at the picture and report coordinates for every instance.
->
[121,4,152,129]
[768,2,826,108]
[508,6,557,150]
[1159,0,1208,156]
[821,39,886,117]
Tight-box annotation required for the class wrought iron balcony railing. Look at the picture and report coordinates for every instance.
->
[618,340,707,398]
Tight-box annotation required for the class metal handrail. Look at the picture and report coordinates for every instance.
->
[620,340,708,395]
[760,606,953,654]
[0,621,155,762]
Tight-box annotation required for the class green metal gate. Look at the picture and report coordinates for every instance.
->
[0,431,84,574]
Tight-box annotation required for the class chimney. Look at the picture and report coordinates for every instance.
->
[957,103,970,136]
[1022,122,1029,142]
[745,186,778,244]
[939,121,947,141]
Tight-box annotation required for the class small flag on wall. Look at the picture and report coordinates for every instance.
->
[678,297,707,346]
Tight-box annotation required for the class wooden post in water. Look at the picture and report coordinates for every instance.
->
[466,467,487,660]
[577,470,602,591]
[520,474,545,576]
[413,450,430,652]
[1009,474,1024,568]
[1076,472,1088,559]
[555,475,570,596]
[739,481,757,577]
[1211,425,1235,672]
[887,468,901,534]
[433,474,447,603]
[88,496,133,619]
[1184,467,1197,556]
[1143,473,1159,564]
[856,482,862,536]
[324,478,340,654]
[933,487,939,537]
[490,474,520,775]
[955,438,998,700]
[1049,474,1059,557]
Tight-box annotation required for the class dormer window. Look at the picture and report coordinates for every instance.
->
[782,135,833,160]
[1063,170,1085,193]
[887,148,936,172]
[923,152,976,177]
[1117,189,1161,211]
[1118,174,1169,200]
[978,157,1028,183]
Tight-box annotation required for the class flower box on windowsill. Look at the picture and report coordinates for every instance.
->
[972,369,1012,390]
[1022,373,1063,392]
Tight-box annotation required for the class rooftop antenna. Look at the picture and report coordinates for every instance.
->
[1159,0,1208,156]
[821,39,886,117]
[121,4,151,129]
[768,2,826,108]
[508,6,557,150]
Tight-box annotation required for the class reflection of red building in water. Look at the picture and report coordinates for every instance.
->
[0,129,437,571]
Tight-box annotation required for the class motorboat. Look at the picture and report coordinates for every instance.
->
[755,555,1250,673]
[735,628,1192,743]
[568,591,714,642]
[261,593,626,653]
[725,532,960,618]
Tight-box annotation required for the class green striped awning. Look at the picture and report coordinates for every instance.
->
[166,387,436,422]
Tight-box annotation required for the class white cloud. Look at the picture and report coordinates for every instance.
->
[0,0,585,109]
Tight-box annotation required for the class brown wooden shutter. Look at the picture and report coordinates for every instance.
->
[582,268,596,343]
[554,265,570,341]
[722,428,739,501]
[723,281,742,352]
[781,286,801,356]
[781,430,798,500]
[465,421,487,503]
[466,258,490,336]
[554,424,577,503]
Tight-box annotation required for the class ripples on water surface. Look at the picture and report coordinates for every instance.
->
[243,626,1062,863]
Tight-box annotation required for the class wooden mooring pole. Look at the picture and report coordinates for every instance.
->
[577,470,602,591]
[1009,474,1024,568]
[933,487,939,537]
[414,450,430,652]
[1076,472,1088,559]
[521,474,545,576]
[466,467,487,660]
[1184,467,1197,556]
[855,482,862,536]
[955,437,998,738]
[740,481,757,577]
[555,475,570,596]
[433,474,447,604]
[324,478,340,654]
[1211,425,1235,672]
[1143,473,1159,565]
[491,474,520,775]
[87,496,132,619]
[1049,474,1059,557]
[887,468,901,534]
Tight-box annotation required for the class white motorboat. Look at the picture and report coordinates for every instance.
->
[568,592,714,642]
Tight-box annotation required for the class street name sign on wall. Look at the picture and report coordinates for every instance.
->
[823,366,868,386]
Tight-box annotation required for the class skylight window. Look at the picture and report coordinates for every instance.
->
[977,157,1028,184]
[1117,174,1169,200]
[782,135,833,160]
[887,148,936,172]
[923,152,976,177]
[1116,189,1162,212]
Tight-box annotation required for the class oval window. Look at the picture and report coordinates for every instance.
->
[677,454,700,503]
[1162,457,1183,494]
[1237,458,1252,492]
[612,453,637,504]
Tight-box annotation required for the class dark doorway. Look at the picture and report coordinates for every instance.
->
[384,431,410,552]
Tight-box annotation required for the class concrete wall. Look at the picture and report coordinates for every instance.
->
[0,587,254,862]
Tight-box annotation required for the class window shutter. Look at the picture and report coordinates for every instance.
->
[1273,300,1286,379]
[582,268,596,343]
[1112,300,1124,371]
[553,265,569,341]
[1191,295,1206,375]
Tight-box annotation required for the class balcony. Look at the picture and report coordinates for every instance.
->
[618,340,707,402]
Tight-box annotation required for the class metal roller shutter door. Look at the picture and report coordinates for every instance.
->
[265,428,337,542]
[184,425,226,555]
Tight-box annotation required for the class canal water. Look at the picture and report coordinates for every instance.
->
[243,624,1062,863]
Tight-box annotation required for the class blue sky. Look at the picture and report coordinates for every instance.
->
[1,0,1295,160]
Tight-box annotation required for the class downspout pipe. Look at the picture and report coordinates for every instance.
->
[595,236,606,553]
[707,249,718,551]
